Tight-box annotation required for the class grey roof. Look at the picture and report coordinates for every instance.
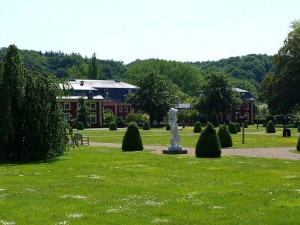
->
[67,79,137,89]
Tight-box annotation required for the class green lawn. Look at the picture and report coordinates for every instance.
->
[79,126,299,149]
[0,147,300,224]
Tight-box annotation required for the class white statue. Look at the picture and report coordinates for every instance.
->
[168,108,182,151]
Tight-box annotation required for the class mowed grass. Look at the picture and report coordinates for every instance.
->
[80,126,299,149]
[0,147,300,224]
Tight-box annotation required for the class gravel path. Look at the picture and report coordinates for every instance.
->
[90,142,300,160]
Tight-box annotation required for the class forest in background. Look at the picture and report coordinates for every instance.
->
[0,47,273,101]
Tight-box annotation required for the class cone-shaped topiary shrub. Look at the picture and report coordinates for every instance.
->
[218,125,233,148]
[228,123,237,134]
[77,122,84,130]
[122,122,143,151]
[143,121,150,130]
[193,121,202,133]
[195,123,221,158]
[109,121,117,130]
[166,123,170,130]
[266,120,276,133]
[297,135,300,151]
[235,123,241,132]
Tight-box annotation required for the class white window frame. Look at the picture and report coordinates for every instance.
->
[125,106,128,113]
[77,103,81,109]
[64,103,71,110]
[90,112,97,124]
[119,106,123,113]
[236,105,241,110]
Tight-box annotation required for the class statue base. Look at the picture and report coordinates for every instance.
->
[163,146,188,154]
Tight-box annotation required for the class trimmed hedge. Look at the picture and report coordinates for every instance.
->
[143,121,151,130]
[109,121,117,131]
[166,124,170,130]
[266,120,276,133]
[195,123,221,158]
[77,122,84,130]
[122,122,143,151]
[193,121,202,133]
[297,135,300,151]
[235,123,241,132]
[218,125,233,148]
[228,123,237,134]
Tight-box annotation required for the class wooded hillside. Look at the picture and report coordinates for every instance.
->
[0,48,273,99]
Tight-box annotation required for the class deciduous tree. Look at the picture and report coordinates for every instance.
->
[128,71,179,124]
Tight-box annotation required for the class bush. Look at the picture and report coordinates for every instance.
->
[109,121,117,131]
[195,123,221,158]
[143,121,150,130]
[77,122,84,130]
[122,122,143,151]
[235,123,241,132]
[166,123,170,130]
[266,120,276,133]
[228,123,237,134]
[297,135,300,151]
[217,125,233,148]
[116,117,125,128]
[193,121,202,133]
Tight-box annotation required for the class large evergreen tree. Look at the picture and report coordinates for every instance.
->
[88,53,102,80]
[0,45,69,162]
[76,97,91,129]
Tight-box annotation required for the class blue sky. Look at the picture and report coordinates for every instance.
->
[1,0,299,64]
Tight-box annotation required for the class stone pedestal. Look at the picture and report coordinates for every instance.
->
[163,146,187,154]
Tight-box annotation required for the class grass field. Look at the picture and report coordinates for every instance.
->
[0,126,299,224]
[79,126,299,149]
[0,146,300,224]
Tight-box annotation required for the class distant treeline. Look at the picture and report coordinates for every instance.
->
[0,48,274,99]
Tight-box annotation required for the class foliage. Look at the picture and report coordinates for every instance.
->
[104,110,116,124]
[297,135,300,151]
[143,121,151,130]
[166,123,170,130]
[122,122,143,151]
[193,122,202,133]
[195,123,221,158]
[266,120,276,133]
[88,53,103,79]
[218,125,233,148]
[77,122,84,130]
[125,59,202,96]
[0,48,125,80]
[125,112,149,124]
[177,109,199,124]
[76,97,90,128]
[127,71,179,124]
[0,45,68,162]
[195,70,241,122]
[109,121,118,131]
[228,123,238,134]
[116,117,125,128]
[261,23,300,114]
[235,123,241,132]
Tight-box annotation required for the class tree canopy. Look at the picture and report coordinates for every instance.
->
[195,70,241,122]
[0,45,69,162]
[261,21,300,114]
[127,70,179,124]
